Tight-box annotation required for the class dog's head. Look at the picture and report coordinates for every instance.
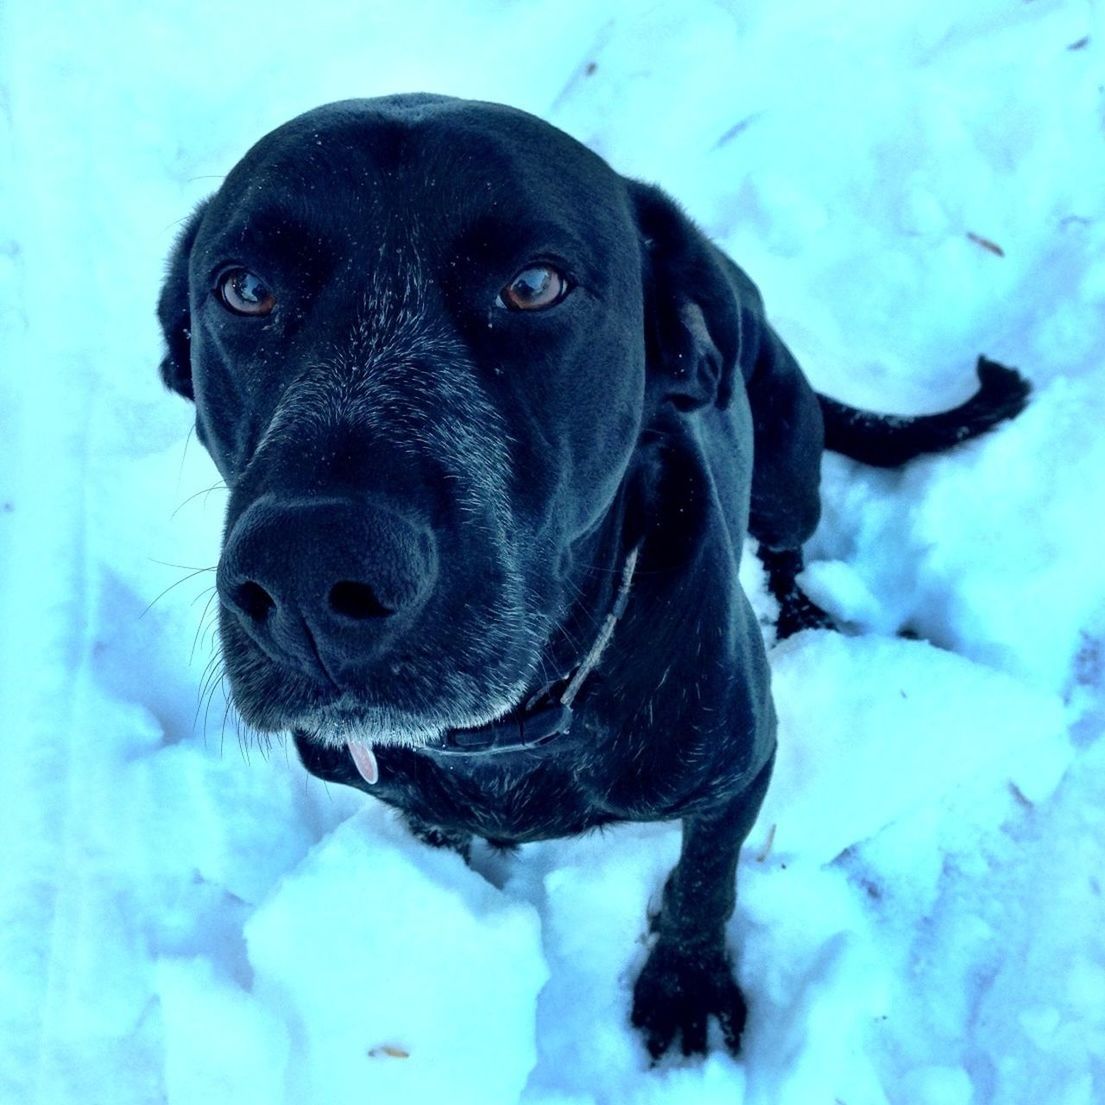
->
[158,95,747,749]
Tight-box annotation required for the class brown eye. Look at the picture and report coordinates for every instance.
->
[497,264,569,311]
[217,268,275,316]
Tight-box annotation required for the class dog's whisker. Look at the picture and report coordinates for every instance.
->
[147,558,218,574]
[190,590,220,663]
[195,652,224,717]
[139,566,217,619]
[189,584,218,608]
[194,650,223,710]
[198,653,232,734]
[219,687,245,759]
[170,481,229,519]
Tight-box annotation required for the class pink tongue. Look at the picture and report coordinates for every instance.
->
[348,741,379,785]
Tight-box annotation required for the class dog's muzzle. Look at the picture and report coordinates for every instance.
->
[216,491,438,683]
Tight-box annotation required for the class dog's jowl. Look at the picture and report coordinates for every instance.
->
[158,94,1028,1058]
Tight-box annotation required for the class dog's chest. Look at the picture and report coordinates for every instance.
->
[373,748,621,843]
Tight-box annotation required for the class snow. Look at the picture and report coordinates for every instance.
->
[243,807,547,1105]
[2,1,1104,1103]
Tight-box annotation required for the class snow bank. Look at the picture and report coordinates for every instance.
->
[806,375,1105,693]
[245,807,547,1105]
[757,630,1070,864]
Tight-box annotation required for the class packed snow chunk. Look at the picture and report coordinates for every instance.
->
[615,1055,747,1105]
[958,738,1105,1105]
[739,863,892,1105]
[154,956,289,1105]
[798,558,884,628]
[123,739,323,925]
[245,803,547,1105]
[811,374,1105,695]
[751,631,1068,864]
[905,375,1105,692]
[521,823,682,1096]
[899,1064,973,1105]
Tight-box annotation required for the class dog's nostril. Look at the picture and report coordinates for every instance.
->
[328,580,393,620]
[234,580,276,622]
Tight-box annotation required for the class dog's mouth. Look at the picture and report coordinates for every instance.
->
[291,676,541,786]
[293,677,536,751]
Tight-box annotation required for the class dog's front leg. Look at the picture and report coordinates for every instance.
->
[630,757,772,1058]
[402,810,473,862]
[758,545,834,639]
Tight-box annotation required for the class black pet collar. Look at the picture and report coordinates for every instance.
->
[428,543,642,758]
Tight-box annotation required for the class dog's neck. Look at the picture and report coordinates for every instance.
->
[428,542,641,758]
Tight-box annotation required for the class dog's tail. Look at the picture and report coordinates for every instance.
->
[818,356,1031,468]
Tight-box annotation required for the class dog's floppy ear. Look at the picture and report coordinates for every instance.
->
[157,200,209,400]
[629,180,823,550]
[630,181,740,413]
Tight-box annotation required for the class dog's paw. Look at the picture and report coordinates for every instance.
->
[630,940,747,1059]
[775,586,834,639]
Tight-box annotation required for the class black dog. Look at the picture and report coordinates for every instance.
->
[157,95,1028,1058]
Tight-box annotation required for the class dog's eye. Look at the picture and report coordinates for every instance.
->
[217,268,276,317]
[497,265,569,311]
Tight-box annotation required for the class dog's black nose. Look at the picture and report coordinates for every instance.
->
[216,494,437,681]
